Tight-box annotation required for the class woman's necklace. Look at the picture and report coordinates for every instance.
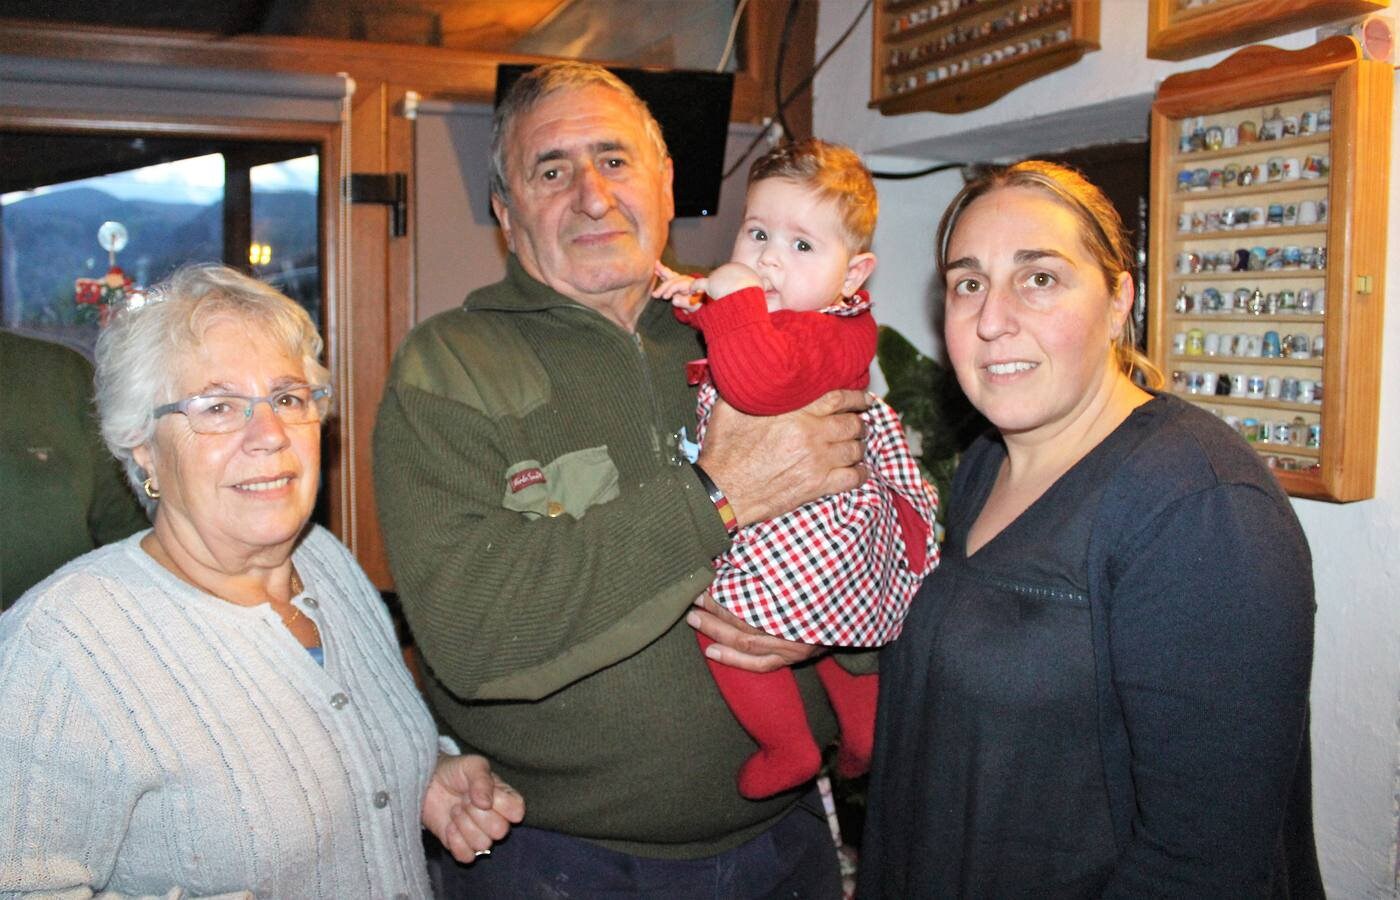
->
[283,567,322,650]
[142,533,315,646]
[143,533,305,623]
[286,568,304,625]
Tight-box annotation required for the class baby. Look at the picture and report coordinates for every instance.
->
[654,138,939,799]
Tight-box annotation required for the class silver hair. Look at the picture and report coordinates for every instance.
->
[489,61,669,205]
[94,263,331,512]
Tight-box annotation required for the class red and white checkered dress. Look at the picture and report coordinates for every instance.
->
[695,381,940,647]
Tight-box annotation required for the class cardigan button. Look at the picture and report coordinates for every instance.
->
[373,790,390,808]
[303,596,319,609]
[546,501,565,518]
[330,692,349,709]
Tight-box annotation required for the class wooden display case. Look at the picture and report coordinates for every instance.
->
[1148,36,1391,501]
[1147,0,1390,61]
[871,0,1099,115]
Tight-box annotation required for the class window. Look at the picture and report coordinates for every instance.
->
[1,132,320,358]
[251,154,320,323]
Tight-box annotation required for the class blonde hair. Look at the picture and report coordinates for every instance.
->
[935,160,1163,388]
[748,138,878,253]
[94,263,330,510]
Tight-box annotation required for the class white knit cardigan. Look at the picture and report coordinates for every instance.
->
[0,526,439,899]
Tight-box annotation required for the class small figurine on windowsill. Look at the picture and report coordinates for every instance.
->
[74,221,145,327]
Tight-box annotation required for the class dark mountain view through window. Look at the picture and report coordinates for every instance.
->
[2,148,318,359]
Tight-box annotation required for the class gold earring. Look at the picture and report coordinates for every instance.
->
[142,477,160,500]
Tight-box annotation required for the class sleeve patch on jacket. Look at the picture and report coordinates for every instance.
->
[502,448,620,520]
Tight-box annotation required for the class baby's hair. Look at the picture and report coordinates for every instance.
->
[748,138,877,252]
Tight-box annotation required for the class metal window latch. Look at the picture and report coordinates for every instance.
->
[345,173,408,237]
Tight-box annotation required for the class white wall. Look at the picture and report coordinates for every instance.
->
[413,104,508,323]
[1297,96,1400,896]
[812,1,1400,894]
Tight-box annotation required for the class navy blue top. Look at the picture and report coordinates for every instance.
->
[860,394,1321,898]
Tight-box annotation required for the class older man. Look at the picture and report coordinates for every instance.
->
[374,61,867,896]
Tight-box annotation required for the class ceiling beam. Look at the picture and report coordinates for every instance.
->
[0,13,814,127]
[437,0,573,52]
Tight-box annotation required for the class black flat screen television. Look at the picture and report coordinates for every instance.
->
[494,64,734,218]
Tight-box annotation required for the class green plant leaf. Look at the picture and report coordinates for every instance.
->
[875,325,989,518]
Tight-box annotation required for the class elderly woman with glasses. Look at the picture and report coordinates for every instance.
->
[0,264,522,898]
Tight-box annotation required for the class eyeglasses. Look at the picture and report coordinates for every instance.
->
[154,384,332,435]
